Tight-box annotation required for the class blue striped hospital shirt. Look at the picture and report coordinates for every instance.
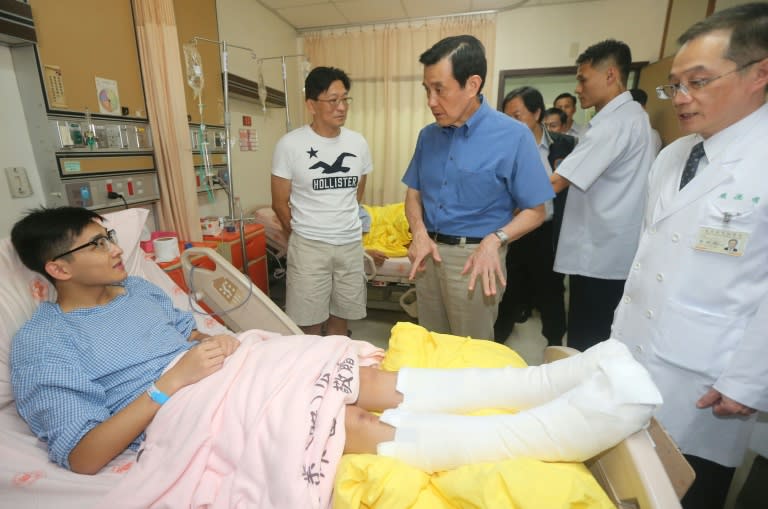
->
[10,276,196,469]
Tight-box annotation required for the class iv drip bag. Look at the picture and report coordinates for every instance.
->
[257,60,267,113]
[184,43,205,98]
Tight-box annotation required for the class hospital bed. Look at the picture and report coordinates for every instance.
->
[0,208,692,508]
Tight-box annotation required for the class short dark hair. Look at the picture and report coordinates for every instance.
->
[305,66,350,101]
[554,92,577,108]
[544,107,568,125]
[419,35,487,92]
[11,206,104,283]
[576,39,632,85]
[502,86,546,122]
[629,88,648,106]
[678,3,768,66]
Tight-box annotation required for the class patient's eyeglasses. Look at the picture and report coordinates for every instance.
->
[51,229,119,260]
[314,96,353,107]
[656,57,766,99]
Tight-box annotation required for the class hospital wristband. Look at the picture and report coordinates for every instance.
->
[146,382,170,405]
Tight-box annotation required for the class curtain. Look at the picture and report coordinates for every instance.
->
[133,0,201,240]
[304,15,497,206]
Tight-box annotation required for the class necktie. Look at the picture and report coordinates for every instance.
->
[679,142,705,190]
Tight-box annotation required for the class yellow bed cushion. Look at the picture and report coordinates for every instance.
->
[333,322,614,509]
[362,203,412,258]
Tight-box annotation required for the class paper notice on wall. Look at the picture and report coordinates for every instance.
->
[44,65,67,108]
[238,129,259,151]
[95,77,121,115]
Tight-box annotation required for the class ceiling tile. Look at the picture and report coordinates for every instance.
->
[259,0,328,8]
[258,0,594,30]
[332,0,408,24]
[402,0,472,18]
[276,3,350,29]
[471,0,529,9]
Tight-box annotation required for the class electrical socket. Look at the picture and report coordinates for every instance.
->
[5,167,33,198]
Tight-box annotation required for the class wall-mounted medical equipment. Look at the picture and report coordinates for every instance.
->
[10,0,160,214]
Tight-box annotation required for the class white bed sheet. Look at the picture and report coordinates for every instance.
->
[372,256,410,279]
[0,403,130,508]
[0,208,230,509]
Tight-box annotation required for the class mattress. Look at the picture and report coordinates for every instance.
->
[0,403,126,508]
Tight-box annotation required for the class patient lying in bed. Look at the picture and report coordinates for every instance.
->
[10,206,662,508]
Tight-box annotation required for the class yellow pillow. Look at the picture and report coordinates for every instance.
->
[333,322,613,509]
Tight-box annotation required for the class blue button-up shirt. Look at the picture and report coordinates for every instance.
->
[402,97,554,237]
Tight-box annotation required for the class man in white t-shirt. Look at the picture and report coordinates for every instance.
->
[550,40,655,352]
[271,67,373,335]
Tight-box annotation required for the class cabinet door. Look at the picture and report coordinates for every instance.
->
[31,0,147,118]
[247,257,269,295]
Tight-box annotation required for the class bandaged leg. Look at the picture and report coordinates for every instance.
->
[397,338,630,413]
[378,353,662,472]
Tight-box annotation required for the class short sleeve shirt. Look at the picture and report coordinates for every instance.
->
[272,125,373,245]
[402,97,554,237]
[554,92,655,279]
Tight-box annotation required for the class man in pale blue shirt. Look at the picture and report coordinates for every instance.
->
[403,35,554,340]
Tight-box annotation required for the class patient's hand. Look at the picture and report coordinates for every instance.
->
[201,334,240,357]
[161,335,240,392]
[366,249,389,267]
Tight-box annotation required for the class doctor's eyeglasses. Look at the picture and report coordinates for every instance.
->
[656,57,767,99]
[51,229,119,260]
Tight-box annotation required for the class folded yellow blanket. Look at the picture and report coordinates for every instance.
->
[333,322,614,509]
[362,203,412,258]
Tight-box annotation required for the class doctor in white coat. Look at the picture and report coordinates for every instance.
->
[611,4,768,509]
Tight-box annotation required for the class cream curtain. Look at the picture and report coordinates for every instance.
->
[133,0,201,240]
[304,15,497,205]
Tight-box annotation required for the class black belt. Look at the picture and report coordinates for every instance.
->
[427,232,483,245]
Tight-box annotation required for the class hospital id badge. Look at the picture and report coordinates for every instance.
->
[694,227,749,257]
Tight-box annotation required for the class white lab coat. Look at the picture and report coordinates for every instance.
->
[612,104,768,467]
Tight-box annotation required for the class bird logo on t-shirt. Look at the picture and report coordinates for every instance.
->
[309,152,357,174]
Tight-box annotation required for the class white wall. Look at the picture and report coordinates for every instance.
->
[0,46,45,237]
[493,0,669,105]
[0,0,679,231]
[206,0,303,217]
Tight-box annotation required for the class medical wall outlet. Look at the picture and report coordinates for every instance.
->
[5,167,34,198]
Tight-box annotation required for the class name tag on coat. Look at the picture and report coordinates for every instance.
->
[694,227,749,256]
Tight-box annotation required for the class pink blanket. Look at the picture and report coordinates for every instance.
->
[98,330,384,509]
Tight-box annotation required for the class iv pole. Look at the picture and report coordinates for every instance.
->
[190,37,305,280]
[258,54,305,132]
[192,36,255,277]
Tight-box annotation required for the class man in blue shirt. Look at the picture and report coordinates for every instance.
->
[403,35,554,340]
